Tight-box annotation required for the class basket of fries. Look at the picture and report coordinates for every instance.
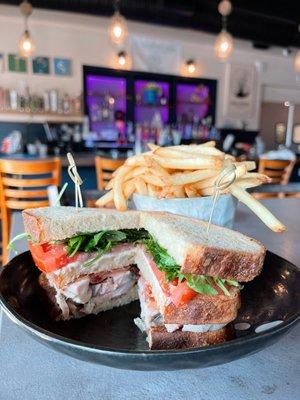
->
[132,193,237,228]
[96,141,286,232]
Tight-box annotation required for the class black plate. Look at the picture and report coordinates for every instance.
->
[0,251,299,371]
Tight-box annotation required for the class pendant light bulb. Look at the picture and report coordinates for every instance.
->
[19,0,35,57]
[108,11,128,45]
[214,30,233,61]
[218,0,232,17]
[118,50,127,66]
[18,29,35,57]
[186,59,196,74]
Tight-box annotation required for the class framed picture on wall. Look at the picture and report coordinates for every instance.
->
[223,63,258,119]
[275,122,286,144]
[293,124,300,144]
[7,54,27,73]
[54,58,72,76]
[32,56,50,74]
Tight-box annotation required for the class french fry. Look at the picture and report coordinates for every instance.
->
[152,155,223,170]
[192,176,217,190]
[230,184,286,232]
[105,179,114,190]
[147,183,161,197]
[243,173,271,183]
[125,153,152,167]
[147,143,159,151]
[172,145,224,157]
[140,174,166,187]
[191,165,246,190]
[147,158,171,181]
[198,187,230,196]
[134,177,148,196]
[169,169,219,185]
[124,179,136,198]
[172,185,186,198]
[95,189,114,207]
[153,146,224,160]
[185,186,199,198]
[200,141,216,147]
[235,161,256,171]
[225,154,236,162]
[124,166,150,181]
[235,178,265,189]
[113,165,132,211]
[107,166,151,189]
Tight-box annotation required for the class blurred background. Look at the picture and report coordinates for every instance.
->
[0,0,299,189]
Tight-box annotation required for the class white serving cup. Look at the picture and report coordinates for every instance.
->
[132,193,237,228]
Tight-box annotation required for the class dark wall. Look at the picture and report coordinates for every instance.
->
[0,123,48,146]
[260,102,300,150]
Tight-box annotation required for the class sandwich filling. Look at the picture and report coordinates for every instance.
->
[135,276,226,334]
[29,228,242,320]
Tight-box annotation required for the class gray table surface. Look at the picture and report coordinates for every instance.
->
[1,199,300,400]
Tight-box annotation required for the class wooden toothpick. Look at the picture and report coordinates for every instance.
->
[67,152,83,209]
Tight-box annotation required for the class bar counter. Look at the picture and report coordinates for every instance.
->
[0,198,299,400]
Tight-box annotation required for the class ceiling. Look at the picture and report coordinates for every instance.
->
[1,0,300,48]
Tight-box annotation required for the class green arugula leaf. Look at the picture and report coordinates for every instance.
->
[214,277,231,296]
[184,274,218,296]
[68,235,85,257]
[143,238,180,282]
[226,279,242,289]
[7,232,31,254]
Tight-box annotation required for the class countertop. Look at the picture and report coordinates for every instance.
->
[1,198,300,400]
[0,151,129,167]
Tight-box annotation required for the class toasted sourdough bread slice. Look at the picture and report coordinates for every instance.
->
[137,276,236,349]
[23,207,266,282]
[136,246,241,324]
[141,212,265,282]
[148,325,233,350]
[23,207,140,243]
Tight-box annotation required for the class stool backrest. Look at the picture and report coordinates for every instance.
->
[95,156,124,190]
[258,159,295,185]
[0,158,61,264]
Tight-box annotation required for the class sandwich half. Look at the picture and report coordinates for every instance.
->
[23,206,265,349]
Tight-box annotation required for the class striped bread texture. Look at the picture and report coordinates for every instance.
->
[22,207,266,282]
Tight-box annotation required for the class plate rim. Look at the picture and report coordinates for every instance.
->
[0,250,300,357]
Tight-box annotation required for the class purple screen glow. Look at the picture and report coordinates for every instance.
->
[86,74,126,139]
[134,80,169,124]
[176,83,210,122]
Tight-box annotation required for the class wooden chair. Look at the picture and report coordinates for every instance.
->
[253,159,295,199]
[95,156,125,191]
[0,158,61,264]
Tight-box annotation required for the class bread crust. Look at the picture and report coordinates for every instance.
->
[22,207,141,243]
[149,325,233,350]
[164,286,241,324]
[181,244,266,282]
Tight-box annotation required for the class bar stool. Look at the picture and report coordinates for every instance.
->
[95,156,125,191]
[253,159,295,199]
[0,158,61,264]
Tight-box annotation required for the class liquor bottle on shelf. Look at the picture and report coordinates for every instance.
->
[134,124,143,154]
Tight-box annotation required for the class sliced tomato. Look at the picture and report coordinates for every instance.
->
[29,242,78,273]
[169,280,197,307]
[145,254,170,295]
